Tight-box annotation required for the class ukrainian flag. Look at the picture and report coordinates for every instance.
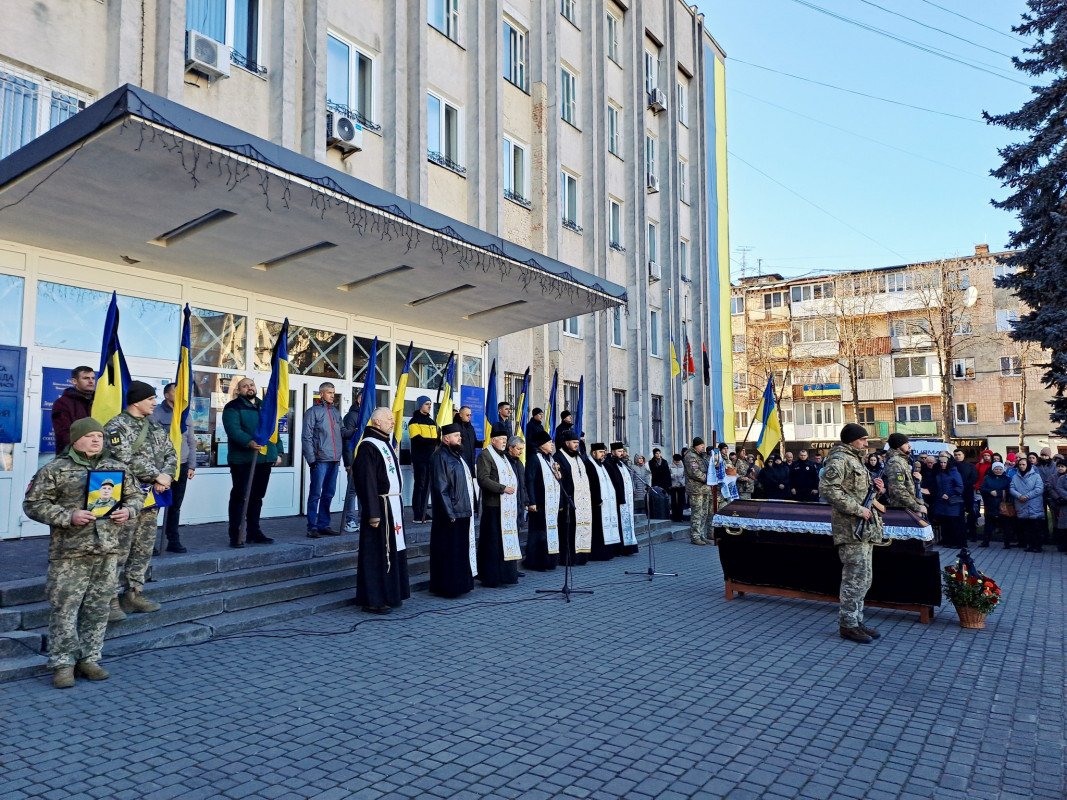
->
[573,376,585,438]
[91,292,131,425]
[755,375,782,461]
[253,319,290,451]
[435,352,457,428]
[547,369,559,438]
[484,359,498,449]
[390,341,413,449]
[670,335,682,379]
[515,368,530,464]
[353,336,378,447]
[169,304,193,477]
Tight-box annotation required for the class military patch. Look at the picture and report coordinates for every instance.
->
[897,474,905,481]
[823,465,840,481]
[110,435,121,446]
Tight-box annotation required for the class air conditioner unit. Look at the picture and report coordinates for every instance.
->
[326,111,364,155]
[185,30,232,81]
[646,173,660,193]
[648,261,662,282]
[648,88,667,112]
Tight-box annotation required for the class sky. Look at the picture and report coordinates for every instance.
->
[693,0,1035,280]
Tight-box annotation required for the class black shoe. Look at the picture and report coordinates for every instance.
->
[306,530,321,539]
[248,535,274,544]
[840,626,873,644]
[516,571,526,578]
[166,541,188,554]
[978,542,989,548]
[317,528,341,537]
[229,541,245,549]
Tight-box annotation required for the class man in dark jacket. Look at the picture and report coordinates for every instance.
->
[526,408,546,440]
[554,410,574,450]
[649,448,672,493]
[408,396,438,523]
[51,366,95,453]
[428,423,477,598]
[953,450,979,541]
[453,406,478,472]
[790,449,821,502]
[340,393,362,534]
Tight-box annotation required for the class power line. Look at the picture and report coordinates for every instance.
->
[852,0,1016,59]
[727,150,906,259]
[730,58,983,123]
[916,0,1024,44]
[784,0,1029,86]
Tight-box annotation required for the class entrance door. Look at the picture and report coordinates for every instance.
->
[293,379,348,519]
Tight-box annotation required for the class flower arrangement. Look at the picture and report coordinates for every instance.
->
[942,560,1002,616]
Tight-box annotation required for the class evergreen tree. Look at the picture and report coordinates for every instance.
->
[986,0,1067,434]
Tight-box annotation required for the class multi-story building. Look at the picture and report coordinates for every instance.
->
[0,0,730,539]
[731,245,1063,459]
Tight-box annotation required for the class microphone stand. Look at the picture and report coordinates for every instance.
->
[536,484,593,603]
[625,486,679,580]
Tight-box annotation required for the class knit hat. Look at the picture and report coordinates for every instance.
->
[531,407,544,417]
[692,437,704,448]
[532,430,552,448]
[1006,452,1017,463]
[991,463,1005,472]
[840,423,868,444]
[69,417,104,445]
[125,380,156,405]
[416,395,431,410]
[560,410,572,422]
[440,423,461,436]
[887,432,909,449]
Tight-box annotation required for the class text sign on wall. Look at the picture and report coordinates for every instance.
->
[39,367,71,453]
[0,346,27,444]
[460,385,486,441]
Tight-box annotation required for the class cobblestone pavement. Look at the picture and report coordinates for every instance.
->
[2,541,1063,800]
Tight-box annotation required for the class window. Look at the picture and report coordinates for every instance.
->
[503,20,527,90]
[733,373,746,391]
[896,404,932,423]
[502,137,529,206]
[795,402,837,426]
[505,372,524,409]
[187,0,262,69]
[1000,356,1022,376]
[856,359,878,380]
[677,79,689,126]
[732,334,746,353]
[563,317,580,338]
[1004,402,1024,423]
[644,49,659,94]
[564,381,580,413]
[255,321,347,378]
[354,336,391,409]
[608,198,623,249]
[611,308,624,347]
[326,34,376,129]
[428,0,460,42]
[560,67,577,126]
[773,369,791,387]
[645,133,656,177]
[607,103,621,155]
[994,263,1017,280]
[767,331,788,348]
[948,269,970,291]
[954,319,973,335]
[0,274,24,346]
[995,310,1019,332]
[893,357,927,378]
[647,220,658,264]
[650,309,661,357]
[1,64,90,159]
[731,296,745,315]
[561,170,580,231]
[190,308,247,369]
[952,358,975,380]
[427,92,462,172]
[790,283,834,302]
[678,158,689,202]
[762,291,786,309]
[612,390,627,443]
[955,403,978,425]
[857,407,876,424]
[795,320,836,343]
[561,0,576,24]
[651,395,664,445]
[679,239,689,279]
[606,12,621,63]
[735,410,750,429]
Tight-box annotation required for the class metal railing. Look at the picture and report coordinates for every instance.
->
[326,101,382,134]
[428,150,467,174]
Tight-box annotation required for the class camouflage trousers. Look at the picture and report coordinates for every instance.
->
[46,555,118,668]
[837,542,874,628]
[116,507,159,593]
[688,492,714,542]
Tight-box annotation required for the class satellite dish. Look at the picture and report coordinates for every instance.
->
[964,286,978,308]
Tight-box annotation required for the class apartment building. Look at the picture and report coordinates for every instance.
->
[730,245,1063,459]
[0,0,730,539]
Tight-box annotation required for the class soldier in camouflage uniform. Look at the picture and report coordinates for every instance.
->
[883,433,926,515]
[104,381,177,617]
[684,438,714,545]
[23,417,144,688]
[819,424,886,645]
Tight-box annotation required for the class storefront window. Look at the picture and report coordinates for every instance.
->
[354,336,390,409]
[35,282,180,359]
[254,320,346,379]
[191,307,247,369]
[0,274,24,345]
[404,346,451,390]
[191,371,294,468]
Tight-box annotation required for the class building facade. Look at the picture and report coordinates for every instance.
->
[731,245,1064,459]
[0,0,730,539]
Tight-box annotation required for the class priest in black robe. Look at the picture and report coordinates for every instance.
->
[554,430,590,566]
[476,423,520,587]
[587,443,617,561]
[524,431,561,572]
[429,423,476,598]
[606,442,639,556]
[353,408,410,612]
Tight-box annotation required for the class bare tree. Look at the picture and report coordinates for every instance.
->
[1011,340,1041,450]
[744,324,797,452]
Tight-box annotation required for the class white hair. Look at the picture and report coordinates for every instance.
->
[370,407,393,424]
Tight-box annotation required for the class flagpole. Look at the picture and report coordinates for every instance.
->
[668,287,677,452]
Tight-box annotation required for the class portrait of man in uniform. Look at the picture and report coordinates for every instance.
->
[86,472,124,518]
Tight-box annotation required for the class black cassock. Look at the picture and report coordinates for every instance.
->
[586,457,616,562]
[606,456,639,556]
[523,452,560,571]
[429,446,475,598]
[353,426,411,608]
[554,450,589,566]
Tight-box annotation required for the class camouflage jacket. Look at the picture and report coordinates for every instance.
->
[883,449,924,513]
[104,411,178,484]
[819,443,883,545]
[683,448,713,495]
[735,458,755,493]
[23,449,144,558]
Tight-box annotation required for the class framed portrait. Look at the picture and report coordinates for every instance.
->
[86,470,124,518]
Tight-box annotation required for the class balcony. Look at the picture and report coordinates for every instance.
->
[895,420,939,436]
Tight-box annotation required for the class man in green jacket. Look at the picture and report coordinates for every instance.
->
[24,418,144,688]
[222,377,285,548]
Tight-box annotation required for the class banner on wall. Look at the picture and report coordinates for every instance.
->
[38,366,70,452]
[0,346,27,444]
[461,385,486,441]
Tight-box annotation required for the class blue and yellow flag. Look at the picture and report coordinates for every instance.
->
[169,304,193,477]
[353,336,379,448]
[484,359,498,449]
[91,291,131,425]
[547,369,559,438]
[253,319,290,450]
[755,375,782,461]
[390,341,413,449]
[436,352,457,428]
[573,376,585,439]
[515,368,530,464]
[670,335,682,380]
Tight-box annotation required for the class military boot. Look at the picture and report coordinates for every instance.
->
[690,537,707,546]
[120,590,161,614]
[858,624,881,640]
[839,625,873,644]
[108,596,127,623]
[75,661,110,681]
[52,666,75,689]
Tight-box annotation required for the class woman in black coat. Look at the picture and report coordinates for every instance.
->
[759,455,791,500]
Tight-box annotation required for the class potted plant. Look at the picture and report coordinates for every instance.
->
[942,556,1002,629]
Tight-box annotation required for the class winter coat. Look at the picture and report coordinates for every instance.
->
[818,443,883,545]
[1046,470,1067,528]
[341,405,361,468]
[682,448,712,496]
[954,458,978,505]
[455,417,478,472]
[430,445,474,519]
[1035,459,1058,497]
[302,402,343,464]
[649,457,672,491]
[407,411,439,464]
[931,464,964,517]
[789,460,820,501]
[50,388,94,453]
[975,449,994,489]
[1010,467,1045,519]
[979,472,1011,519]
[759,463,791,500]
[104,411,178,484]
[222,395,283,465]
